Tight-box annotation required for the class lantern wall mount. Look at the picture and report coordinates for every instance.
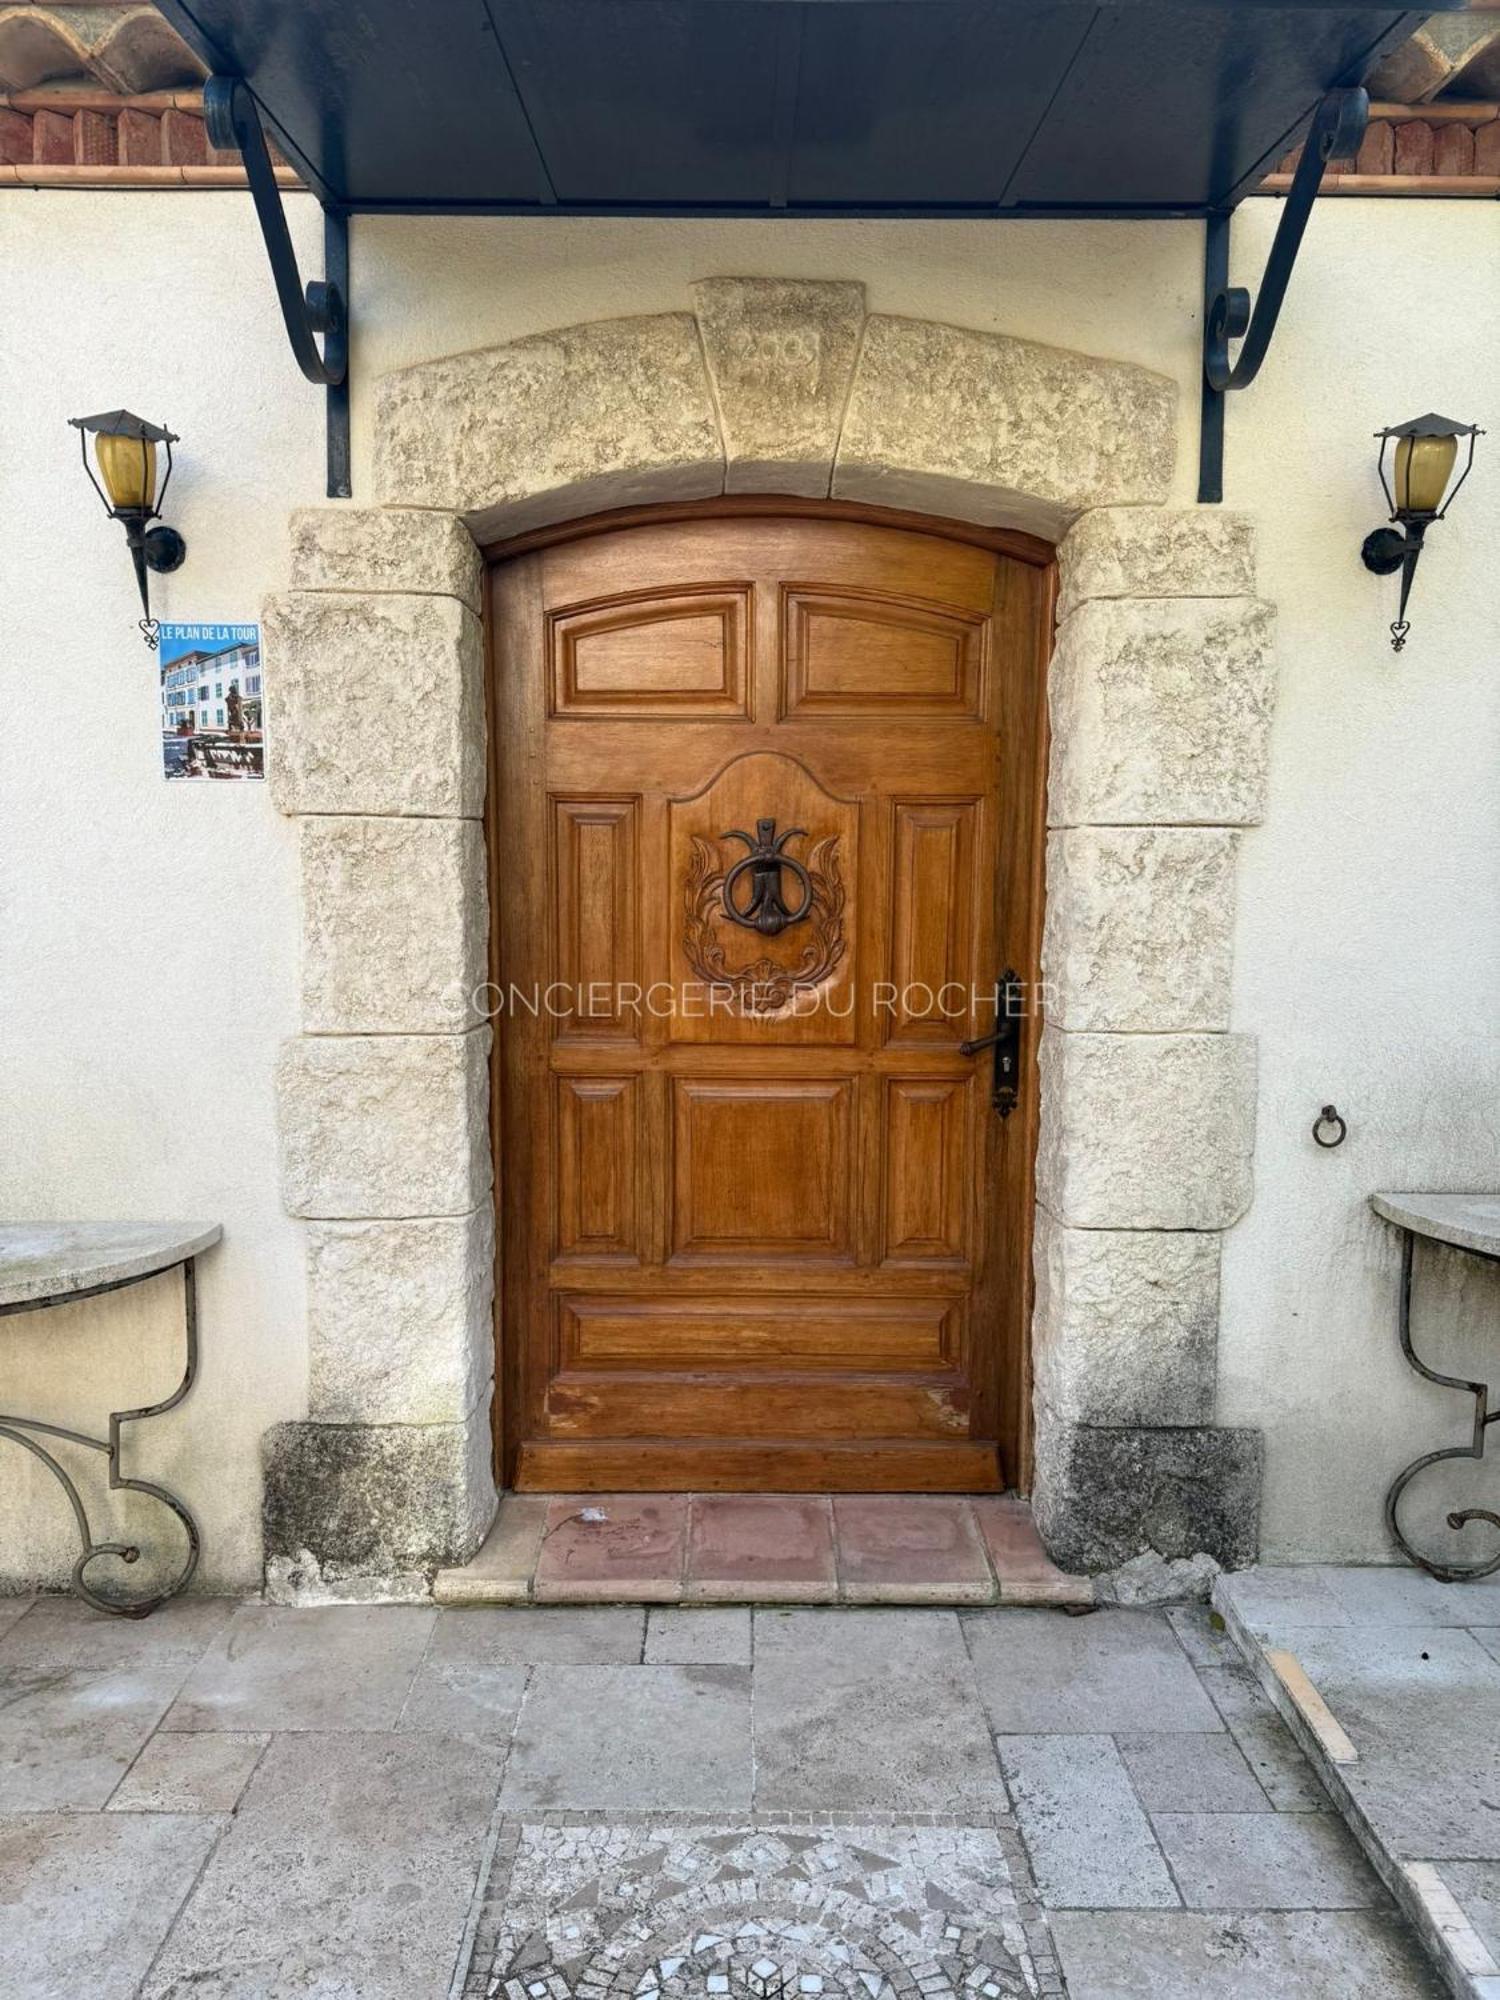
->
[68,410,188,650]
[1361,414,1483,653]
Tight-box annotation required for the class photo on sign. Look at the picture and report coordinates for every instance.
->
[159,623,264,780]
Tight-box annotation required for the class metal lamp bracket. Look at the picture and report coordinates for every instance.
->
[1198,87,1368,504]
[204,75,351,498]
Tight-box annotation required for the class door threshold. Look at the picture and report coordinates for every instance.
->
[432,1491,1092,1608]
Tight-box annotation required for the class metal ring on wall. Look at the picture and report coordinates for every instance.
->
[1312,1104,1347,1149]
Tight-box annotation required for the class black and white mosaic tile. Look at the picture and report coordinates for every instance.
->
[464,1822,1046,2000]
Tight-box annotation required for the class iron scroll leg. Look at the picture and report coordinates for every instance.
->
[1384,1229,1500,1582]
[1197,87,1368,503]
[203,76,351,499]
[0,1258,202,1619]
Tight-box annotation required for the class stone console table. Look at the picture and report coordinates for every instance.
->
[0,1222,220,1618]
[1372,1193,1500,1582]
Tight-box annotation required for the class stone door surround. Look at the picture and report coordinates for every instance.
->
[260,279,1273,1603]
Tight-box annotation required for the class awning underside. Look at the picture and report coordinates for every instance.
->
[152,0,1432,218]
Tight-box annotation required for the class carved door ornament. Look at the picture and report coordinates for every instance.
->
[685,816,846,1012]
[721,818,812,935]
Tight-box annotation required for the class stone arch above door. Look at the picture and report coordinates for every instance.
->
[262,281,1272,1603]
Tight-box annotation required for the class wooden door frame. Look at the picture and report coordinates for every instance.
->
[480,495,1055,1491]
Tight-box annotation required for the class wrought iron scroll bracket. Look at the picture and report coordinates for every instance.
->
[1198,87,1368,504]
[0,1259,202,1618]
[204,75,351,499]
[1385,1229,1500,1583]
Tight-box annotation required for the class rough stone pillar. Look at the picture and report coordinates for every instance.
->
[1034,506,1271,1575]
[261,509,496,1600]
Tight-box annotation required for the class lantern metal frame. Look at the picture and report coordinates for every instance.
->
[68,409,188,649]
[1361,413,1483,654]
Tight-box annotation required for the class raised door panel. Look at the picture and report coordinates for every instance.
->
[885,799,980,1045]
[782,587,986,718]
[883,1076,971,1265]
[671,1077,854,1260]
[554,1077,639,1261]
[558,1293,958,1371]
[550,585,751,717]
[552,798,639,1041]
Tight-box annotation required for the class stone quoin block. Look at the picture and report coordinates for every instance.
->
[261,1407,496,1580]
[1032,1421,1264,1573]
[1043,826,1240,1032]
[1037,1028,1256,1230]
[1032,1211,1220,1428]
[289,507,482,613]
[833,315,1176,538]
[277,1030,491,1220]
[1047,596,1277,828]
[1057,507,1257,619]
[693,278,867,496]
[300,816,489,1035]
[374,314,724,539]
[306,1208,494,1426]
[263,592,484,819]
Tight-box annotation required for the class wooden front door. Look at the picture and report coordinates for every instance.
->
[490,506,1049,1492]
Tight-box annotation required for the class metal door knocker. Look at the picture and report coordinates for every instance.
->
[1312,1103,1347,1149]
[720,818,813,936]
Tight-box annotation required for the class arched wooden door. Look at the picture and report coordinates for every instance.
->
[488,505,1049,1491]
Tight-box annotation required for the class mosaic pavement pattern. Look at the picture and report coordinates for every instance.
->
[464,1820,1056,2000]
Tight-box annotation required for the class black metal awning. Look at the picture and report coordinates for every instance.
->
[154,0,1435,220]
[150,1,1461,503]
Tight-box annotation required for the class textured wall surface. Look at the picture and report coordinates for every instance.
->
[1,192,1497,1582]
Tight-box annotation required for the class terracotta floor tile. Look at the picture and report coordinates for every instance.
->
[973,1493,1094,1606]
[533,1495,688,1602]
[833,1495,996,1603]
[686,1496,836,1600]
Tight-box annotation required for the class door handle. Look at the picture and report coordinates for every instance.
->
[960,968,1024,1119]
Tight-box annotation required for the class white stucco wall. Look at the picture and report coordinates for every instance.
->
[1,187,1495,1583]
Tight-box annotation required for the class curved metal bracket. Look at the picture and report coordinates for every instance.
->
[204,75,351,497]
[1198,87,1368,503]
[1385,1229,1500,1582]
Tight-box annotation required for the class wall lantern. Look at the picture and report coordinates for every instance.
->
[68,410,187,649]
[1361,413,1482,654]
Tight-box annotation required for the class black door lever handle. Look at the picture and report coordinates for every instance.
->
[959,968,1024,1118]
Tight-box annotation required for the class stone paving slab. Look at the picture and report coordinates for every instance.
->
[1116,1729,1270,1812]
[965,1604,1223,1733]
[644,1605,753,1663]
[0,1811,223,2000]
[753,1609,1006,1813]
[998,1734,1180,1909]
[140,1730,504,2000]
[502,1663,754,1810]
[1152,1808,1386,1909]
[106,1730,269,1814]
[0,1662,187,1811]
[163,1603,436,1732]
[1051,1909,1446,1998]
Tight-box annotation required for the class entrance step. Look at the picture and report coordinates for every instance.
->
[434,1491,1092,1608]
[1216,1563,1500,2000]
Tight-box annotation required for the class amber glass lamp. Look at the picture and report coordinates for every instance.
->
[68,410,187,648]
[1361,414,1482,653]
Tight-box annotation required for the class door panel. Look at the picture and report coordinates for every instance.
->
[491,509,1048,1492]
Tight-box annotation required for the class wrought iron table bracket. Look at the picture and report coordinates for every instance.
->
[1380,1214,1500,1582]
[1198,86,1368,504]
[203,75,350,500]
[0,1259,203,1619]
